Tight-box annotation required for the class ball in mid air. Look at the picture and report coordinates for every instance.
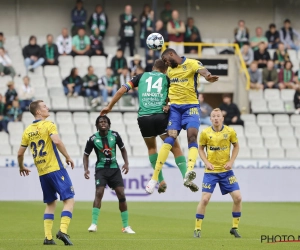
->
[146,33,164,51]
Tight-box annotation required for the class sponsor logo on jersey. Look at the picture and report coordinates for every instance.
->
[170,78,188,83]
[101,144,112,156]
[223,134,228,139]
[209,146,227,151]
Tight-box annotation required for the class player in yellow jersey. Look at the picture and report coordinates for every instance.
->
[146,48,219,194]
[17,100,75,246]
[194,108,242,238]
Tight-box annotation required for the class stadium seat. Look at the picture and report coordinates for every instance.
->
[60,135,78,145]
[251,148,268,159]
[60,66,72,79]
[12,145,29,156]
[245,125,261,138]
[44,65,60,77]
[294,127,300,139]
[34,86,49,98]
[119,96,137,111]
[251,99,268,113]
[0,75,12,86]
[89,112,100,124]
[237,137,247,147]
[91,56,107,68]
[268,148,285,159]
[0,87,6,96]
[94,67,106,77]
[106,112,123,124]
[291,115,300,127]
[281,138,297,149]
[8,122,24,135]
[49,87,65,97]
[264,137,281,149]
[240,114,256,125]
[41,97,52,109]
[280,89,295,101]
[56,112,73,124]
[78,133,91,147]
[9,133,22,145]
[51,97,68,110]
[68,96,86,111]
[129,135,145,146]
[278,126,294,138]
[287,49,297,60]
[285,148,300,159]
[132,145,148,157]
[284,101,295,113]
[236,148,250,159]
[229,125,244,138]
[58,56,74,67]
[273,114,290,126]
[29,76,46,87]
[28,66,43,76]
[78,67,88,77]
[0,145,12,155]
[261,125,278,138]
[58,124,75,135]
[74,56,90,68]
[257,114,273,126]
[46,76,62,88]
[264,89,280,101]
[75,124,92,135]
[0,132,9,144]
[248,90,263,101]
[268,49,275,59]
[126,124,140,136]
[268,100,285,113]
[123,113,138,125]
[22,112,33,125]
[247,137,264,148]
[66,145,81,156]
[73,112,89,124]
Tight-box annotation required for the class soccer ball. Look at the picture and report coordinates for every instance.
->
[146,33,164,51]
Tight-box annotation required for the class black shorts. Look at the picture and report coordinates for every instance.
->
[137,113,168,138]
[94,168,124,189]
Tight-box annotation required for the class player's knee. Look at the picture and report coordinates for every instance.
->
[233,195,242,204]
[118,197,126,203]
[167,130,178,139]
[188,134,197,144]
[95,189,103,199]
[201,196,210,206]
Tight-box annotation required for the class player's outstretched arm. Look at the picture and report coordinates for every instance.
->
[197,68,219,83]
[51,134,74,169]
[100,86,127,116]
[199,145,214,170]
[120,147,129,174]
[17,146,31,176]
[224,142,239,170]
[83,154,90,179]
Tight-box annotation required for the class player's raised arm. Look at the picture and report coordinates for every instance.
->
[100,86,127,115]
[51,134,74,169]
[197,68,219,83]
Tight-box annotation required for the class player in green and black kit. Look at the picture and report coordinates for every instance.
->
[100,59,199,193]
[83,115,135,234]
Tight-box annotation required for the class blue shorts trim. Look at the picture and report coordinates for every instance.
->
[39,168,75,203]
[168,104,201,131]
[202,170,240,195]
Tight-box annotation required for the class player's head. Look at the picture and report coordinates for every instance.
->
[210,108,224,126]
[161,48,180,68]
[95,115,111,132]
[29,100,50,119]
[153,59,168,73]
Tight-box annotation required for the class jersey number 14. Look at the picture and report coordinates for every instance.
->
[146,77,162,93]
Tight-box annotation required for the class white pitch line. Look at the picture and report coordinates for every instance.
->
[0,238,261,241]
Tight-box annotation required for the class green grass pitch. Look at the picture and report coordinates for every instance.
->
[0,202,300,250]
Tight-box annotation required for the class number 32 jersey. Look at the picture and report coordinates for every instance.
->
[123,71,170,117]
[21,120,64,176]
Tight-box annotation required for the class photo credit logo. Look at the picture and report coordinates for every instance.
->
[261,235,300,243]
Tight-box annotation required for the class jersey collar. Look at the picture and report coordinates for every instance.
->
[32,119,41,123]
[181,56,186,64]
[211,125,224,132]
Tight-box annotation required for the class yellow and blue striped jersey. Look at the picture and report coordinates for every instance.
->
[167,57,205,105]
[199,125,238,173]
[21,120,64,176]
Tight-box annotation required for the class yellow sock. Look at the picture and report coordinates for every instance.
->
[195,219,203,230]
[187,146,198,171]
[44,214,54,240]
[232,212,241,228]
[232,217,240,228]
[60,211,72,234]
[152,143,172,181]
[195,214,204,230]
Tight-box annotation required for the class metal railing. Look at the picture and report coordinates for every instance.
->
[161,42,250,90]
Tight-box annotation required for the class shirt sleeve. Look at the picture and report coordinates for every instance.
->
[84,136,95,155]
[230,128,238,144]
[116,132,125,150]
[192,59,205,73]
[48,122,59,136]
[20,131,29,147]
[199,131,207,147]
[122,73,143,92]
